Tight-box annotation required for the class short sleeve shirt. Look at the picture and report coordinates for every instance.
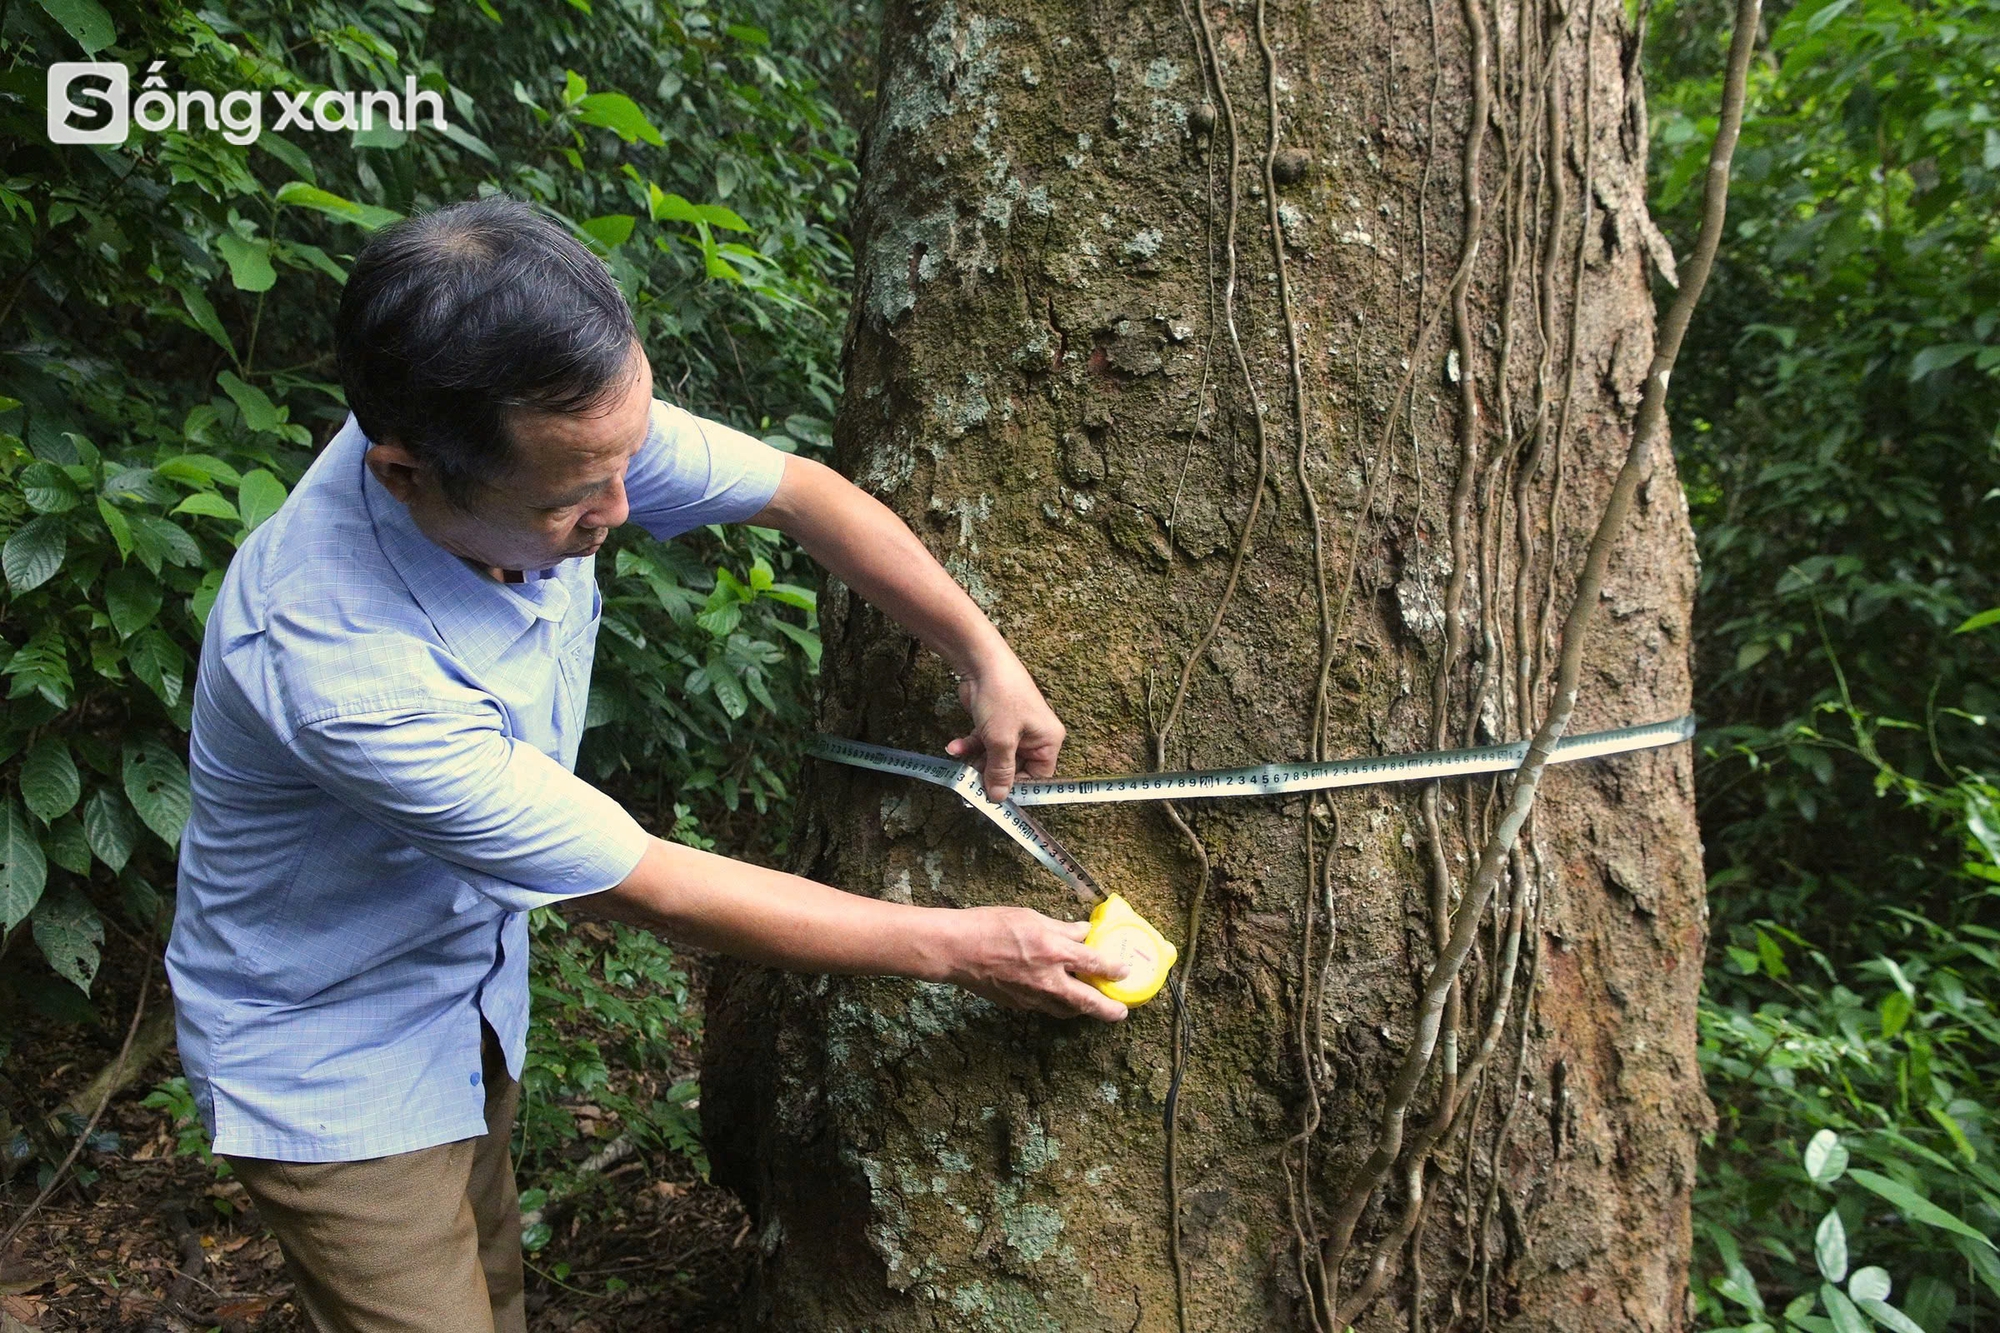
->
[164,402,784,1161]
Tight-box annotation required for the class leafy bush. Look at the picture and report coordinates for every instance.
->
[0,0,860,1185]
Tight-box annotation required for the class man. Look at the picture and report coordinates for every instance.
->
[164,197,1126,1333]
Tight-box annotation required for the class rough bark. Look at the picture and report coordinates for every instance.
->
[705,0,1710,1328]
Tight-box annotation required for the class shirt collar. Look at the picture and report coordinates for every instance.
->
[358,439,561,673]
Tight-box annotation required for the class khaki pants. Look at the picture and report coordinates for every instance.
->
[225,1026,526,1333]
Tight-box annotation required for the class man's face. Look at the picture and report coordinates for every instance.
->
[368,343,654,574]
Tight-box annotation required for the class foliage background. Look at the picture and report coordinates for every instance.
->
[0,0,866,1286]
[3,0,2000,1326]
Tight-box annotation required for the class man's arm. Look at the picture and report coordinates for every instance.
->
[583,836,1130,1021]
[747,455,1060,803]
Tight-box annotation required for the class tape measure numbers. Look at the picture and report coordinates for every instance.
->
[810,715,1694,1005]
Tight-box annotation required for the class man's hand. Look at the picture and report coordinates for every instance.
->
[749,457,1068,801]
[939,905,1130,1021]
[945,655,1066,803]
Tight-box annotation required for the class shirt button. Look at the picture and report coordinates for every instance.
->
[470,1071,481,1086]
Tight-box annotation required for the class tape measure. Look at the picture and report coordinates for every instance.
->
[811,715,1693,1005]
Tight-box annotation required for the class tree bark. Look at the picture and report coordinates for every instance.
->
[705,0,1710,1328]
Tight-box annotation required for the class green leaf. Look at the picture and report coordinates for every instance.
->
[104,567,163,638]
[45,815,89,874]
[1880,989,1913,1039]
[97,494,133,561]
[191,569,224,629]
[82,788,136,873]
[1908,343,1980,380]
[127,629,186,708]
[1848,1269,1891,1303]
[31,886,103,993]
[1848,1169,1997,1247]
[1816,1208,1848,1282]
[580,214,636,250]
[0,796,48,930]
[176,282,237,361]
[1805,1129,1850,1185]
[238,469,288,532]
[20,460,82,513]
[708,663,748,719]
[35,0,114,52]
[1954,608,2000,634]
[123,740,191,850]
[3,624,71,707]
[575,90,664,146]
[1822,1284,1870,1333]
[21,737,80,822]
[171,491,240,522]
[217,371,282,433]
[274,181,403,231]
[215,231,276,292]
[1856,1298,1928,1333]
[129,516,202,570]
[4,515,67,593]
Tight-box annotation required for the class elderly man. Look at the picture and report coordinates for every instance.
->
[164,196,1124,1333]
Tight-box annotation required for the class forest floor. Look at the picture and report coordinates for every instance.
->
[0,930,750,1333]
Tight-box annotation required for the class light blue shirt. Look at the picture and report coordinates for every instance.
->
[166,402,785,1162]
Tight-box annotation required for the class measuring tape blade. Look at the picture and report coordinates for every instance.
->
[808,716,1692,899]
[1006,715,1695,806]
[805,735,1102,900]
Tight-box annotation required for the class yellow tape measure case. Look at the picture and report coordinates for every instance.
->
[1083,894,1178,1006]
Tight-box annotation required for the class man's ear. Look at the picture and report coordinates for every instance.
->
[363,441,425,505]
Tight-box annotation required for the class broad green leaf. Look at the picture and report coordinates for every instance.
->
[1847,1268,1890,1303]
[20,460,81,513]
[127,629,186,708]
[215,231,276,292]
[1849,1169,1996,1247]
[172,491,240,522]
[238,469,288,532]
[129,515,202,569]
[20,737,80,822]
[35,0,114,52]
[1908,343,1980,380]
[1856,1299,1928,1333]
[575,90,665,146]
[104,566,163,638]
[124,740,191,850]
[45,815,90,875]
[770,618,821,667]
[218,371,282,433]
[31,886,103,993]
[0,796,48,930]
[82,788,137,873]
[1806,1130,1849,1185]
[1816,1208,1848,1282]
[158,454,242,488]
[580,214,636,250]
[191,569,224,629]
[274,181,403,231]
[1880,989,1913,1039]
[4,515,66,593]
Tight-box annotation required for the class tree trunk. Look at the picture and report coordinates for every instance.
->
[705,0,1710,1328]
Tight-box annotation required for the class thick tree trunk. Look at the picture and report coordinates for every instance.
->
[705,0,1709,1328]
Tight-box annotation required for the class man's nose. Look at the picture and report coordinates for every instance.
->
[581,474,629,531]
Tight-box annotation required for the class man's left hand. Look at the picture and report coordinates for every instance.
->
[945,655,1065,803]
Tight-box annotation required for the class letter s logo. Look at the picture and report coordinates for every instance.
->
[48,62,129,145]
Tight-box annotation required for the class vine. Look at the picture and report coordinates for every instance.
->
[1150,0,1764,1325]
